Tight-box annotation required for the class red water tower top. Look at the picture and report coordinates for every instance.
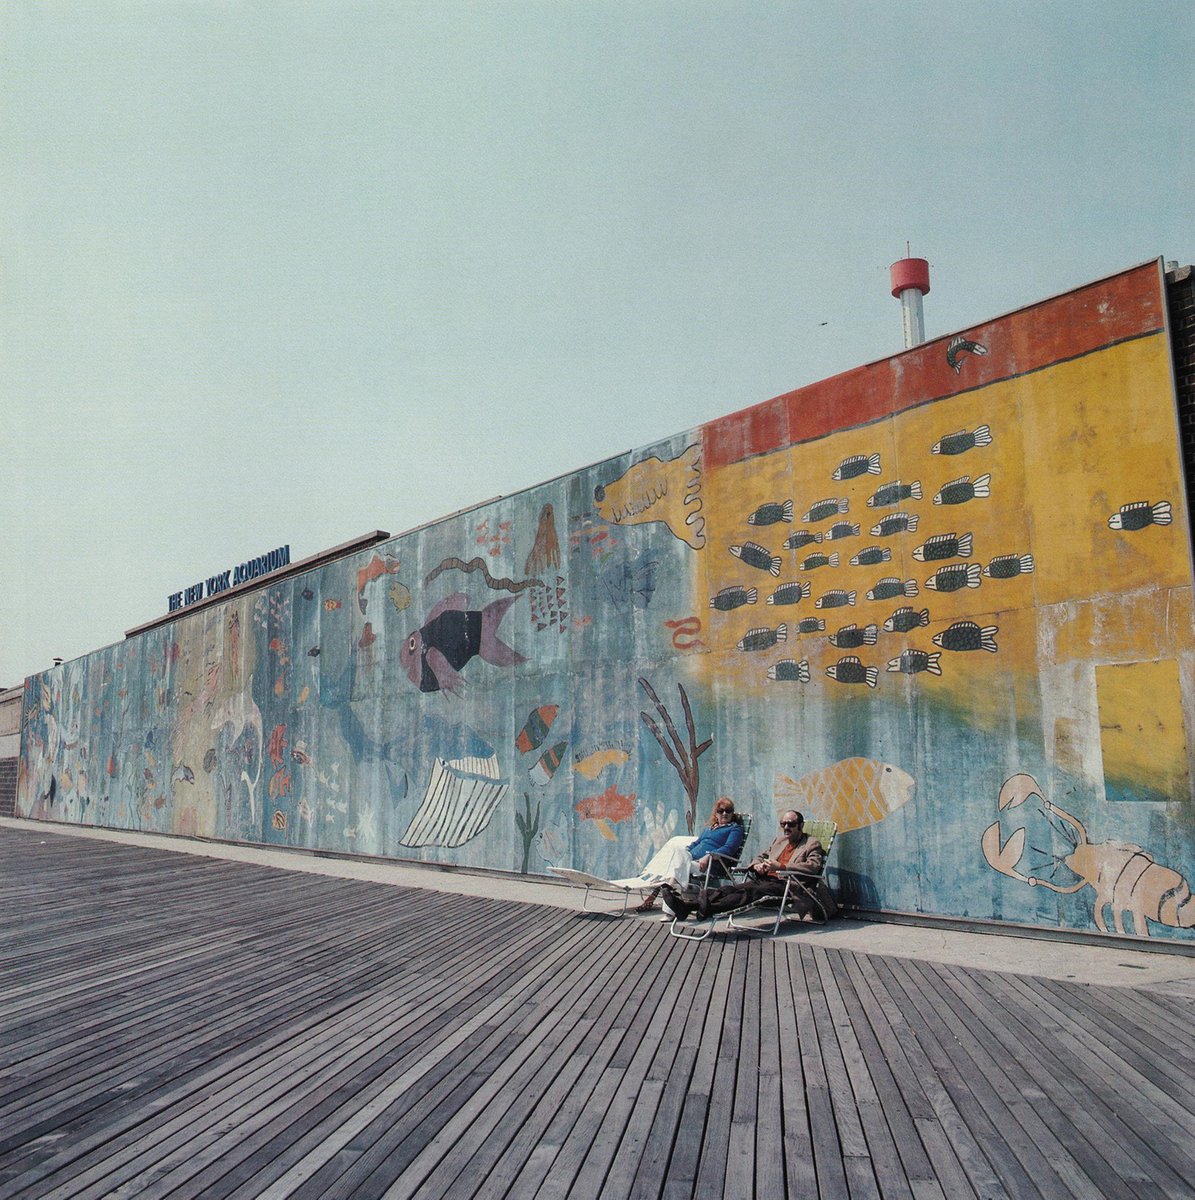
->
[890,257,931,298]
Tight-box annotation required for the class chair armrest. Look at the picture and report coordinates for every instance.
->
[693,850,741,891]
[775,868,824,882]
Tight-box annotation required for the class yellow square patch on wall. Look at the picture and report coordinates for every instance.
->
[1096,659,1190,803]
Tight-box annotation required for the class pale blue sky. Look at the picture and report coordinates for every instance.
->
[3,1,1193,685]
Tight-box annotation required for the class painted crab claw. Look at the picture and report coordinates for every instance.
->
[998,773,1043,810]
[981,822,1028,881]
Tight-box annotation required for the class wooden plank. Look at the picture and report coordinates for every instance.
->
[658,937,739,1195]
[789,947,855,1200]
[773,945,819,1200]
[864,954,1048,1200]
[626,946,727,1200]
[359,916,657,1190]
[1067,982,1195,1058]
[442,940,670,1198]
[13,900,568,1198]
[843,1153,882,1200]
[751,944,785,1200]
[1030,974,1195,1110]
[811,950,912,1200]
[0,883,450,1103]
[720,941,762,1200]
[968,970,1195,1199]
[888,956,1091,1200]
[415,926,680,1200]
[542,936,706,1200]
[691,939,750,1199]
[918,962,1143,1200]
[80,909,582,1200]
[0,888,511,1185]
[846,951,1002,1200]
[0,835,556,1200]
[222,914,627,1200]
[825,949,941,1190]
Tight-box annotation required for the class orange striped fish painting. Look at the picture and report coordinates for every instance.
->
[775,758,915,833]
[516,705,559,754]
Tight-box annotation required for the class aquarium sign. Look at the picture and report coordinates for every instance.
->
[168,545,291,613]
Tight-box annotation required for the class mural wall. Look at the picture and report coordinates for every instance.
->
[18,260,1195,940]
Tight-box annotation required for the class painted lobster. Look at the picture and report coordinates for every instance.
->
[982,773,1195,938]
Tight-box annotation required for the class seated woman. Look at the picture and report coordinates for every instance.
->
[625,798,745,915]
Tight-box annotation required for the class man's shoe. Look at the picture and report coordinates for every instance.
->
[660,885,691,921]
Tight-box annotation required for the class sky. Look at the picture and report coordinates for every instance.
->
[3,1,1193,687]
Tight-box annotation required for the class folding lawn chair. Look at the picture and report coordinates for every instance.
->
[689,811,753,894]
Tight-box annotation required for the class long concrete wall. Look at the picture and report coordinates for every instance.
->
[18,260,1195,940]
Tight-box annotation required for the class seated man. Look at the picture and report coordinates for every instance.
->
[661,810,824,921]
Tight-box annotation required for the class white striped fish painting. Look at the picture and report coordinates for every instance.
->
[399,755,508,848]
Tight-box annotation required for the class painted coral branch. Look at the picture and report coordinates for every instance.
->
[514,792,542,874]
[638,676,710,835]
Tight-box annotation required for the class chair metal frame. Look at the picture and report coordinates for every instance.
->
[547,868,642,914]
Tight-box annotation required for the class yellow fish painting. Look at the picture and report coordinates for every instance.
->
[593,444,705,550]
[775,758,915,833]
[389,581,412,612]
[572,746,630,781]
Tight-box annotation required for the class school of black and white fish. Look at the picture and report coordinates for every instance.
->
[714,419,1172,689]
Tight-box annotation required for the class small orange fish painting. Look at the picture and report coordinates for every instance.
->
[575,785,636,840]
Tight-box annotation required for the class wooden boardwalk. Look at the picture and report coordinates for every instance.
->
[1,826,1193,1199]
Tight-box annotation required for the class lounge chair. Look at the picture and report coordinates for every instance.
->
[688,811,753,893]
[547,868,643,914]
[551,813,753,916]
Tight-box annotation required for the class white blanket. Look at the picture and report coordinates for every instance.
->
[607,835,693,890]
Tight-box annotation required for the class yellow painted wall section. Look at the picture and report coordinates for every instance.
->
[1097,659,1190,802]
[1020,336,1190,606]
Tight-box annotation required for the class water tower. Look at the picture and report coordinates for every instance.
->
[890,254,930,348]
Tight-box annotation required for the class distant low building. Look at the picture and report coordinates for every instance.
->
[0,686,23,818]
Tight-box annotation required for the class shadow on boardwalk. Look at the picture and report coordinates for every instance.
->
[1,825,1193,1199]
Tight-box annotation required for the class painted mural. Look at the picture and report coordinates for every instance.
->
[17,260,1195,940]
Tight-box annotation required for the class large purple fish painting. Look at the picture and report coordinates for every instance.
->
[400,592,525,695]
